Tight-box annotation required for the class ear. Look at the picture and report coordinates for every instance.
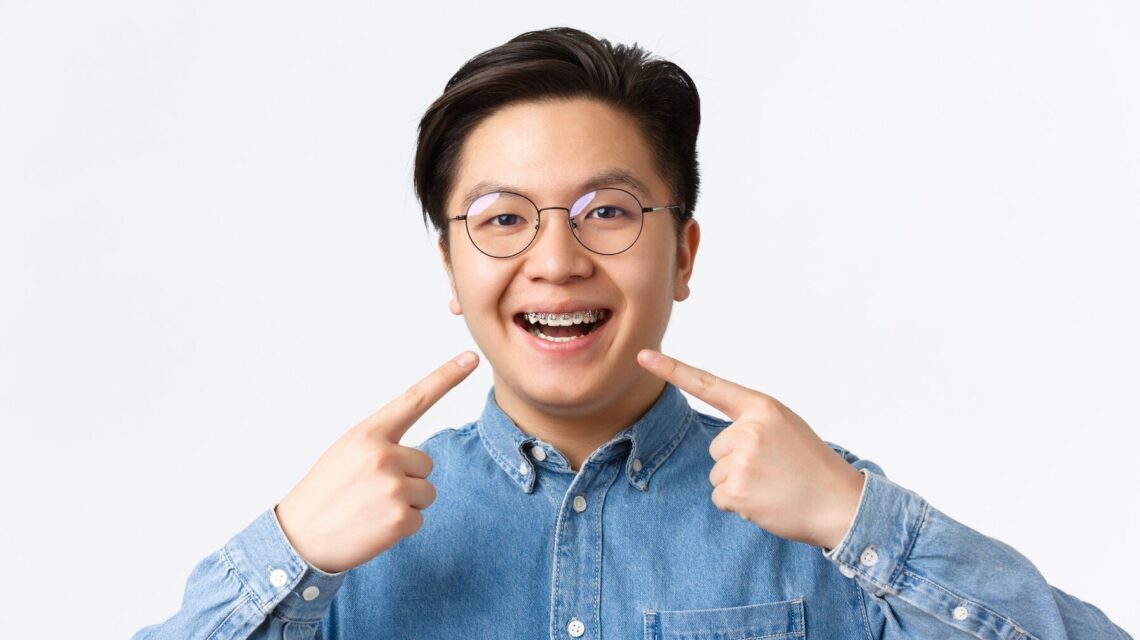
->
[438,238,463,315]
[672,219,700,302]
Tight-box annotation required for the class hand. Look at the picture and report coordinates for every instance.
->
[274,351,480,573]
[637,349,864,550]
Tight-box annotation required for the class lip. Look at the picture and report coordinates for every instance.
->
[511,306,613,355]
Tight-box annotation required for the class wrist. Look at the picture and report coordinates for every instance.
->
[816,467,866,550]
[273,502,322,570]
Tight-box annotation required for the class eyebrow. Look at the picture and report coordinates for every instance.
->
[458,168,653,212]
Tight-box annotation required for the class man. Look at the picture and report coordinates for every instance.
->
[135,27,1130,639]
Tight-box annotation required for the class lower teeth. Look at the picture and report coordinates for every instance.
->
[528,323,597,343]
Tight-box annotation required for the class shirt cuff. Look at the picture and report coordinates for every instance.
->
[822,468,928,593]
[221,508,347,622]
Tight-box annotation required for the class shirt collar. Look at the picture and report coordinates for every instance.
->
[476,383,694,493]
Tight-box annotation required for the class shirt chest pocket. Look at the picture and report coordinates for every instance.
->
[643,598,806,640]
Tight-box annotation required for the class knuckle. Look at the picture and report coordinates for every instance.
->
[724,477,748,502]
[400,384,430,415]
[371,446,397,470]
[753,395,782,418]
[710,487,730,511]
[416,451,435,475]
[410,509,425,532]
[390,504,411,526]
[754,425,772,445]
[695,369,718,392]
[380,476,405,500]
[740,421,767,443]
[394,507,423,534]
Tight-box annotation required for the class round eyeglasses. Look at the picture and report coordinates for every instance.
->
[447,188,681,258]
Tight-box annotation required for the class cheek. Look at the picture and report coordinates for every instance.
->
[619,237,680,330]
[451,254,513,310]
[616,251,676,314]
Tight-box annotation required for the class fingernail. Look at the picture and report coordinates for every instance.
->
[638,349,659,366]
[456,352,476,368]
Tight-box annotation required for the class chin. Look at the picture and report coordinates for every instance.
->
[522,375,606,408]
[507,365,630,416]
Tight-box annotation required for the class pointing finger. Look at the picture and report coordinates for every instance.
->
[363,351,480,443]
[637,349,757,421]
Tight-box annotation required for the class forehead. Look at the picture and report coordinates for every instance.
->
[450,98,669,211]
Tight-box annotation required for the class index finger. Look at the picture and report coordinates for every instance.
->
[364,351,480,442]
[636,349,756,420]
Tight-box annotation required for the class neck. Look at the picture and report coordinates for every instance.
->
[492,373,667,470]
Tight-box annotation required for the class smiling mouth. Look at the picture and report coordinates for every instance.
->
[513,309,611,343]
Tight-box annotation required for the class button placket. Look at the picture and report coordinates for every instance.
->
[549,461,619,640]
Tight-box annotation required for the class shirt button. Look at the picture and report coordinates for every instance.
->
[572,495,587,512]
[302,586,320,601]
[269,569,288,587]
[567,618,585,637]
[859,546,879,567]
[531,446,547,462]
[952,605,969,621]
[518,461,530,475]
[839,564,857,578]
[632,458,643,472]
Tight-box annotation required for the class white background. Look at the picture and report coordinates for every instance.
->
[1,1,1137,637]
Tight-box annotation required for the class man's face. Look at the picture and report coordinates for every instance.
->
[441,97,699,423]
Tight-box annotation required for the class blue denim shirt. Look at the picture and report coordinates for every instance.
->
[134,384,1131,639]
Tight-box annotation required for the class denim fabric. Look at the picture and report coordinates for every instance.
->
[134,383,1131,639]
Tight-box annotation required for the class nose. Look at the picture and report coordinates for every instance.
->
[521,207,594,283]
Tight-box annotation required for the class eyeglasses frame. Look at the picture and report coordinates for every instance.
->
[446,187,681,259]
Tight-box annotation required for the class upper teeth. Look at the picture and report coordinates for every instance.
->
[524,310,606,326]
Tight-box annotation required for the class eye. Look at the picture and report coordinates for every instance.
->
[587,206,627,220]
[487,213,525,227]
